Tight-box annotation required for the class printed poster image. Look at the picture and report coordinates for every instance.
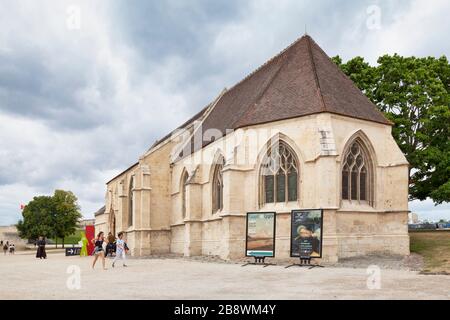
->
[290,210,323,258]
[246,212,276,257]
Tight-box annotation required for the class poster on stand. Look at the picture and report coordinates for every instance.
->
[290,209,323,258]
[245,212,276,257]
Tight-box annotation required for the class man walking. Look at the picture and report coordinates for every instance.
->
[112,232,127,268]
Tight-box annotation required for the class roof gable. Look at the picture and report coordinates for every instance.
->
[158,35,391,160]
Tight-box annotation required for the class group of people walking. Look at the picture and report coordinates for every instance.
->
[1,240,15,255]
[29,231,129,270]
[3,232,130,270]
[92,231,128,270]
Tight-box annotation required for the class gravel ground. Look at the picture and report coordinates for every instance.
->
[139,252,424,271]
[1,251,449,300]
[328,253,424,271]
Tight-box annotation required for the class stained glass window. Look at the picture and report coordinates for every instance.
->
[128,176,134,227]
[212,158,225,213]
[182,172,188,218]
[261,141,298,204]
[342,140,371,203]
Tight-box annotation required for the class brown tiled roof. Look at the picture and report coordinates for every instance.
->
[178,35,390,156]
[149,105,210,151]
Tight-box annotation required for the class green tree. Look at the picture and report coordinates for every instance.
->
[17,190,82,248]
[17,196,55,241]
[333,54,450,205]
[52,190,82,248]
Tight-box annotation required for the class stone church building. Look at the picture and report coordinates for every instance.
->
[95,35,410,262]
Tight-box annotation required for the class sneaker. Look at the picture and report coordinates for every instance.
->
[123,264,128,267]
[112,263,115,268]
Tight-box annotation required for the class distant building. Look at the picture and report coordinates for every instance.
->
[0,225,28,249]
[78,218,95,228]
[408,223,437,231]
[437,222,450,230]
[409,212,419,224]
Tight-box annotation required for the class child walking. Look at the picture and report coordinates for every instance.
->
[112,232,127,268]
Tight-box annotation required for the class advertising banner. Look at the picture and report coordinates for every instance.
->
[246,212,276,257]
[290,209,323,258]
[85,225,95,256]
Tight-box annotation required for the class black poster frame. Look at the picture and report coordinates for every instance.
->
[289,209,324,258]
[245,212,277,258]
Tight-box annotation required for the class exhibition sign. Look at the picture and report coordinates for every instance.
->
[65,247,81,256]
[245,212,276,257]
[290,209,323,258]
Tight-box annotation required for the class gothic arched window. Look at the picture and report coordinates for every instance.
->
[212,158,224,214]
[128,176,134,227]
[261,141,299,204]
[342,139,372,204]
[181,171,189,219]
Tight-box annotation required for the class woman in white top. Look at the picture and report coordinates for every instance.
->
[112,232,127,268]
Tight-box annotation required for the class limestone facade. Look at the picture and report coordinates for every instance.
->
[98,113,410,262]
[96,35,410,262]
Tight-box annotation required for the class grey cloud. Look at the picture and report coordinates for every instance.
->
[109,0,244,59]
[0,48,115,130]
[0,0,449,225]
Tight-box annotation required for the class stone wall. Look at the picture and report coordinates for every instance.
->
[168,113,410,261]
[100,112,410,262]
[0,226,28,250]
[336,211,410,258]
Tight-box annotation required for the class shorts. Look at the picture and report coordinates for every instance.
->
[93,247,104,255]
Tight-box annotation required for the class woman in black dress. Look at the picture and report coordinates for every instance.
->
[36,236,47,259]
[91,232,108,270]
[3,241,9,255]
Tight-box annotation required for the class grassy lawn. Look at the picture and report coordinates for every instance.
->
[49,229,84,246]
[410,230,450,274]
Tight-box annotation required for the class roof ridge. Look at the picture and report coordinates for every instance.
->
[224,35,309,95]
[305,35,328,113]
[307,37,393,125]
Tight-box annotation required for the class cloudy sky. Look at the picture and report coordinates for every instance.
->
[0,0,449,225]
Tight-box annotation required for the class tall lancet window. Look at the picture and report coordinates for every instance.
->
[181,171,189,219]
[261,141,299,204]
[342,139,372,203]
[212,157,225,214]
[128,176,134,227]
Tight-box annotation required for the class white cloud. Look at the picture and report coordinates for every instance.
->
[410,199,450,222]
[338,0,450,63]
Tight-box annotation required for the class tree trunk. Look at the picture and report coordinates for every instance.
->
[55,238,57,249]
[62,238,65,249]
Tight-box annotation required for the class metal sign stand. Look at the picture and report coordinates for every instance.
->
[285,255,324,269]
[242,256,276,268]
